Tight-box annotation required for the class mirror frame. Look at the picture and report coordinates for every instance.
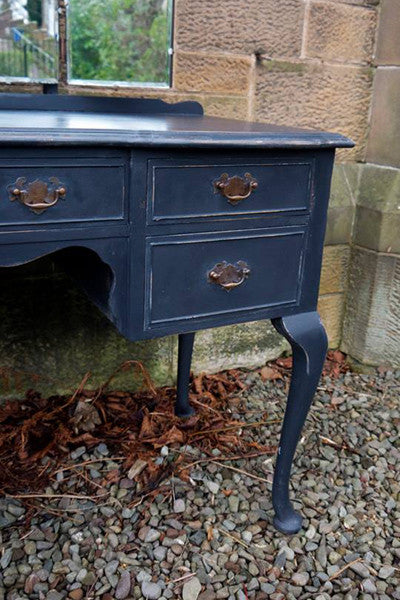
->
[0,0,174,89]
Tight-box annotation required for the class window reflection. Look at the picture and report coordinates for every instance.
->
[0,0,58,80]
[68,0,172,86]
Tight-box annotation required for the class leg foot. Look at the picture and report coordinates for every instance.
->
[175,332,196,418]
[273,511,303,535]
[271,311,327,534]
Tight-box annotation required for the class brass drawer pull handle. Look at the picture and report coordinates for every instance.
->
[214,172,258,205]
[8,177,67,215]
[208,260,250,291]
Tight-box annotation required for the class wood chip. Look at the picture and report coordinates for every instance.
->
[127,459,148,480]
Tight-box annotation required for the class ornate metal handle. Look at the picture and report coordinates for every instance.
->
[8,177,67,215]
[214,172,258,205]
[208,260,250,291]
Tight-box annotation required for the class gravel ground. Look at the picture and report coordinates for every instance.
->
[0,367,399,600]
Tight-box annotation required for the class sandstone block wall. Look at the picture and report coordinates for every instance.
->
[342,0,400,367]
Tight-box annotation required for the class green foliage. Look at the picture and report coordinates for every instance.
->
[0,37,57,80]
[0,48,26,77]
[68,0,171,84]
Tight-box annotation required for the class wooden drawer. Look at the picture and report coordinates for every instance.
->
[147,157,313,225]
[0,157,126,226]
[144,227,306,331]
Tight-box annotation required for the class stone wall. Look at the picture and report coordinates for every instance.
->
[342,0,400,367]
[0,0,398,396]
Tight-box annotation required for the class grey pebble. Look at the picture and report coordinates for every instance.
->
[305,524,316,539]
[81,571,96,586]
[316,535,327,568]
[190,530,206,545]
[228,496,240,513]
[145,528,161,543]
[24,541,36,555]
[46,592,63,600]
[305,542,318,551]
[173,499,185,513]
[108,532,119,548]
[281,545,295,560]
[350,562,371,578]
[153,546,167,561]
[141,581,162,600]
[89,469,101,478]
[205,480,220,495]
[261,583,275,594]
[292,572,310,587]
[100,506,115,518]
[6,504,25,517]
[247,577,259,591]
[222,520,236,532]
[105,559,119,580]
[242,531,252,544]
[97,443,109,455]
[343,514,358,529]
[274,551,287,570]
[0,548,13,569]
[329,550,342,565]
[379,566,395,579]
[70,446,86,460]
[362,578,377,594]
[137,570,152,583]
[0,513,16,527]
[182,577,202,600]
[116,570,132,599]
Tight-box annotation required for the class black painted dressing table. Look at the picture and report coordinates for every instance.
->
[0,94,353,533]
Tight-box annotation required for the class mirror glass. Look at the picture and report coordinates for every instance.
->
[0,0,58,81]
[68,0,173,86]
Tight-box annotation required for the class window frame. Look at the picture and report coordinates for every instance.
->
[0,0,174,90]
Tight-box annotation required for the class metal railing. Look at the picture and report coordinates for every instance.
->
[0,27,56,79]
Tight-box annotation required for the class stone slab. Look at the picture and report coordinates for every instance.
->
[320,246,350,295]
[174,51,252,95]
[366,67,400,167]
[306,2,376,65]
[342,246,400,366]
[375,0,400,65]
[325,164,359,245]
[200,95,249,120]
[174,0,304,58]
[318,293,346,348]
[183,322,289,375]
[255,60,373,161]
[353,164,400,253]
[0,262,174,399]
[326,205,354,245]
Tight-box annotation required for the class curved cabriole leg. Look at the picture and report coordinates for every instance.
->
[175,332,196,418]
[271,311,328,534]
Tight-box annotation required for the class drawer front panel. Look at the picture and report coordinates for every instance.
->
[145,228,306,329]
[0,158,126,226]
[148,158,313,224]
